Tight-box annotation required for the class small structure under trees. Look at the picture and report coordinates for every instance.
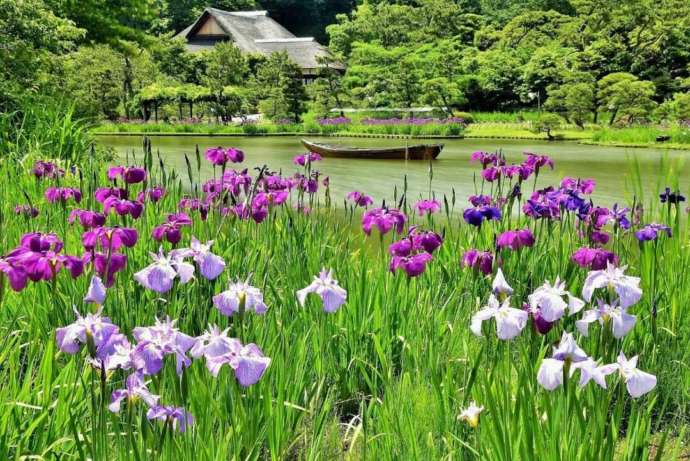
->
[175,8,343,82]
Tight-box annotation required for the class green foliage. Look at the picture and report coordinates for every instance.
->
[597,73,657,125]
[545,82,596,127]
[254,52,308,122]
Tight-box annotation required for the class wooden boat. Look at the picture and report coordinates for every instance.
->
[301,139,443,160]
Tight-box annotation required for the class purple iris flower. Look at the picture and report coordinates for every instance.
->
[461,249,493,275]
[172,237,225,280]
[293,152,322,166]
[69,209,106,229]
[659,187,685,204]
[481,167,501,182]
[213,279,268,316]
[134,248,195,294]
[107,166,147,184]
[523,152,554,173]
[0,257,28,291]
[589,230,610,245]
[413,199,441,216]
[109,372,160,413]
[190,325,242,375]
[561,177,596,195]
[55,307,119,355]
[137,186,166,203]
[147,405,194,433]
[390,252,433,277]
[409,227,443,253]
[82,227,138,251]
[463,206,501,227]
[635,223,672,242]
[14,204,39,218]
[347,191,374,208]
[297,268,347,313]
[571,247,618,270]
[95,187,128,204]
[524,303,555,335]
[8,235,83,282]
[469,195,493,207]
[103,197,144,219]
[361,208,407,236]
[19,232,63,252]
[132,317,196,375]
[610,204,631,230]
[87,252,128,287]
[152,213,192,245]
[497,228,535,251]
[45,187,81,204]
[253,190,289,208]
[32,161,65,179]
[470,151,504,168]
[178,197,209,221]
[205,147,244,165]
[294,172,320,194]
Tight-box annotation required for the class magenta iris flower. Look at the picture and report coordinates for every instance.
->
[461,249,493,275]
[95,186,128,204]
[103,197,144,219]
[388,227,441,277]
[7,233,83,282]
[253,190,289,208]
[361,208,407,236]
[496,228,535,250]
[45,187,81,204]
[14,204,39,218]
[470,151,504,168]
[347,191,374,208]
[523,152,554,173]
[390,252,433,277]
[82,227,138,251]
[561,177,596,195]
[69,209,106,229]
[481,167,501,182]
[293,152,322,166]
[179,197,210,221]
[0,257,28,291]
[635,223,672,242]
[85,252,128,287]
[413,199,441,216]
[107,166,147,184]
[469,195,493,207]
[137,186,166,203]
[152,213,192,244]
[205,147,244,165]
[571,247,618,270]
[32,160,65,179]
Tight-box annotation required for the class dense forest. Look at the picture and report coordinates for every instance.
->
[3,0,690,125]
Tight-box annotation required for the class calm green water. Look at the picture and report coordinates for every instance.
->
[97,135,690,206]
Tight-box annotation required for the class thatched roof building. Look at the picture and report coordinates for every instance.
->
[175,8,343,78]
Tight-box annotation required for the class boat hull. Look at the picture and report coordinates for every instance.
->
[301,139,442,160]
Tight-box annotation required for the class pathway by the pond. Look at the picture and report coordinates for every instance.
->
[97,135,690,207]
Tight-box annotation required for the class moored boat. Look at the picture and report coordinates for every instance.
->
[301,139,443,160]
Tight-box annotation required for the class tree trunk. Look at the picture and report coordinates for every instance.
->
[608,108,618,126]
[189,101,193,119]
[154,103,159,123]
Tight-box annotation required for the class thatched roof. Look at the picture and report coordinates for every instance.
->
[175,8,344,73]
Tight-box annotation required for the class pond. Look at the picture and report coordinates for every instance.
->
[97,135,690,207]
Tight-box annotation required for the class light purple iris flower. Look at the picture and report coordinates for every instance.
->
[491,269,513,298]
[147,405,194,433]
[571,358,618,389]
[108,372,160,413]
[297,268,347,313]
[613,352,657,398]
[55,307,119,355]
[347,191,374,208]
[192,326,270,386]
[413,199,441,216]
[470,294,527,340]
[582,263,642,309]
[173,237,225,280]
[575,300,636,339]
[107,166,147,184]
[537,332,589,390]
[84,275,107,305]
[213,279,268,316]
[132,317,195,375]
[527,278,585,323]
[134,248,195,293]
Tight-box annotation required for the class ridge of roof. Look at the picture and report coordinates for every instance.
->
[254,38,315,43]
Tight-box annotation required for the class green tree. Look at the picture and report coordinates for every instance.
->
[421,78,466,116]
[311,55,349,116]
[545,81,596,127]
[597,73,657,125]
[201,42,249,121]
[254,52,307,122]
